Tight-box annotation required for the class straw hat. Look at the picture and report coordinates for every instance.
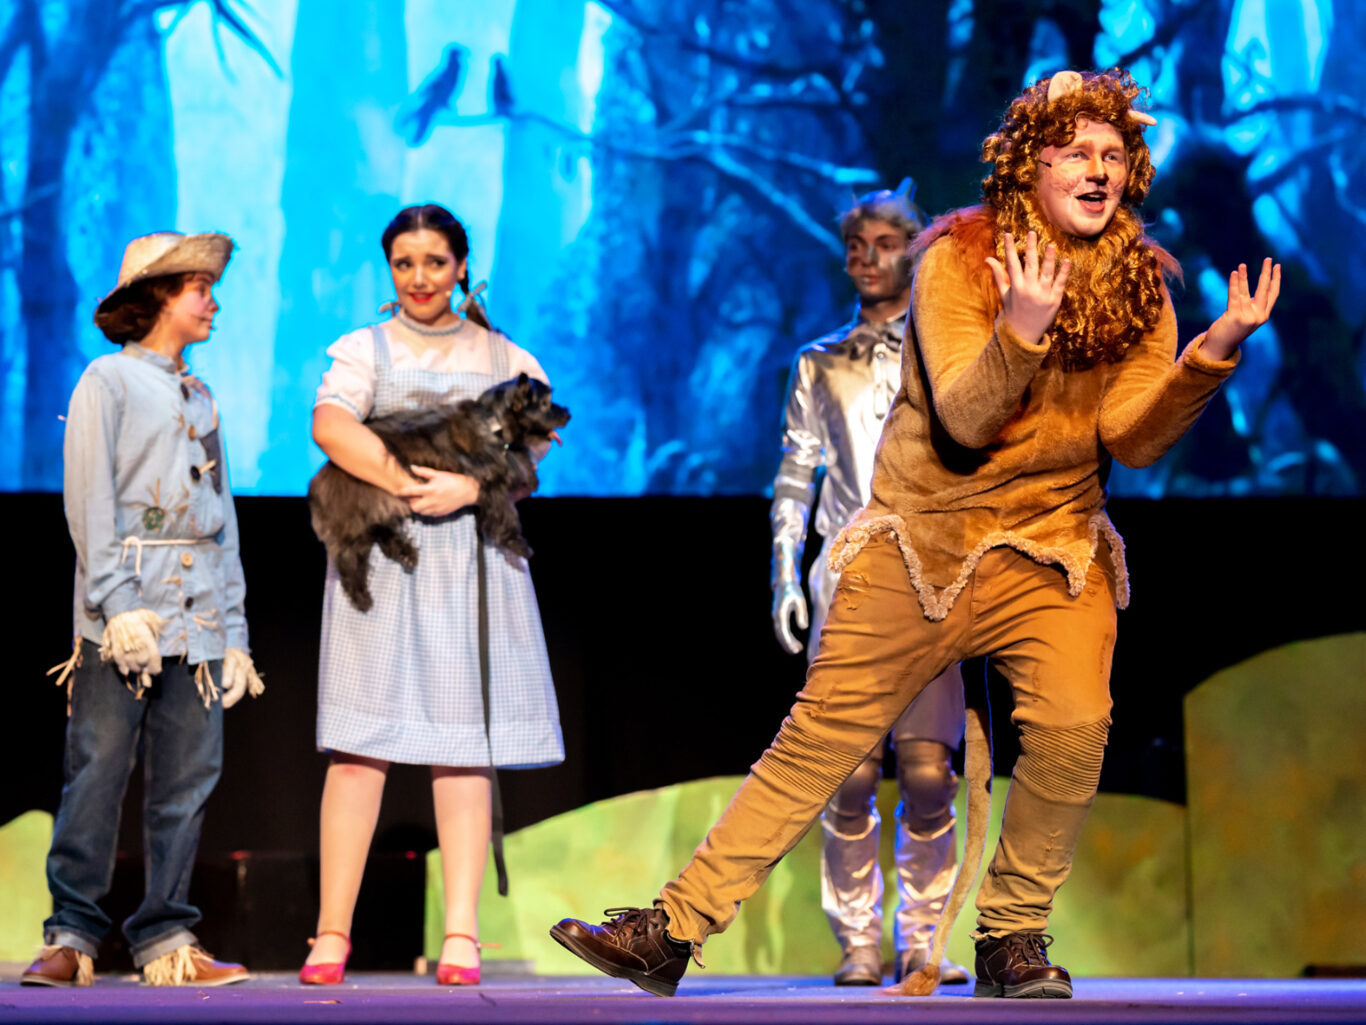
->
[96,232,235,314]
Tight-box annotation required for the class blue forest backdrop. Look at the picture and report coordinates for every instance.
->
[1,0,1362,497]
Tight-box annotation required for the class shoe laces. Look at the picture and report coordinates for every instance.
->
[600,907,656,944]
[1001,932,1054,967]
[600,907,705,968]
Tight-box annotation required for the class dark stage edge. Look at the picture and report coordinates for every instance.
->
[2,970,1364,1025]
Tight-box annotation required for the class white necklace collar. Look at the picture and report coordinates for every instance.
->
[395,308,465,337]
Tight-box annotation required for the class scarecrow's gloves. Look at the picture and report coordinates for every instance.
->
[771,537,808,655]
[100,609,167,685]
[222,648,265,709]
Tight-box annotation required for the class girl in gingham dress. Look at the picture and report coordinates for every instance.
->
[302,205,563,986]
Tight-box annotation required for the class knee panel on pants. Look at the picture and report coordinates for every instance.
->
[893,739,958,833]
[1015,719,1110,803]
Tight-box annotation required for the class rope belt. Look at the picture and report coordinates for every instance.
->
[120,535,213,577]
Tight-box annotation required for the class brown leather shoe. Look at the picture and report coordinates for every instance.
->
[550,906,695,997]
[21,946,93,987]
[185,949,250,987]
[143,945,250,987]
[833,944,882,985]
[973,932,1072,998]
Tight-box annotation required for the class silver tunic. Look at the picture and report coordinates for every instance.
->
[771,311,904,561]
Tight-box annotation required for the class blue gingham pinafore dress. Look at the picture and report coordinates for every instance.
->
[316,324,565,768]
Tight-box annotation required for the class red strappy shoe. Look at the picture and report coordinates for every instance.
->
[436,933,500,986]
[298,931,351,985]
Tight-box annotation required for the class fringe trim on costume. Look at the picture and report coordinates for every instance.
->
[193,663,221,709]
[45,640,83,716]
[1091,514,1130,608]
[142,945,198,987]
[828,512,1130,622]
[36,945,94,987]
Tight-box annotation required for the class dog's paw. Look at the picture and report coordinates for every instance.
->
[344,586,374,613]
[379,536,419,570]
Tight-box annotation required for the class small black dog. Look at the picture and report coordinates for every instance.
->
[308,373,570,612]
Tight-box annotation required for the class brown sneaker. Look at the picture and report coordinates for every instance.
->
[20,946,94,987]
[833,944,882,985]
[142,945,250,987]
[973,932,1072,998]
[550,906,696,997]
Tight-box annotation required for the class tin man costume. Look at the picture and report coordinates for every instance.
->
[772,305,967,985]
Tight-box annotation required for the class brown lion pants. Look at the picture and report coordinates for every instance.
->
[659,537,1116,943]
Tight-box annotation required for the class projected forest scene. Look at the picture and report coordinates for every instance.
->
[2,0,1362,497]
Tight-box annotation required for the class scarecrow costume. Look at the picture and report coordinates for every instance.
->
[25,232,262,988]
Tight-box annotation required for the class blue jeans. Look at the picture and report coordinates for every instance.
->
[43,640,223,967]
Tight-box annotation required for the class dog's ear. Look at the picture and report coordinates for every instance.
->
[510,373,534,412]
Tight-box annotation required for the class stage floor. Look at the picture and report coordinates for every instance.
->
[2,971,1363,1025]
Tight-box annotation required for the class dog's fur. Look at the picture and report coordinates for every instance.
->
[308,374,570,612]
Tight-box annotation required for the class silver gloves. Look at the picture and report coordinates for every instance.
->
[771,537,809,655]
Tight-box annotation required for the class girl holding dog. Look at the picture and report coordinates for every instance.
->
[302,204,564,985]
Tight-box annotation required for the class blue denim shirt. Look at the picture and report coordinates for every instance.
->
[64,344,249,661]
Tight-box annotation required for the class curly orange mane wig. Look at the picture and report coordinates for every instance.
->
[982,68,1156,209]
[963,68,1178,370]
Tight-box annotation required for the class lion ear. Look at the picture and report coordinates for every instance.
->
[1047,70,1084,102]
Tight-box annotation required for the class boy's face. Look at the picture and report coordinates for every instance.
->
[1035,117,1128,239]
[159,272,219,345]
[844,218,912,304]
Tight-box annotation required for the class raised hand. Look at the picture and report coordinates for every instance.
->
[399,465,480,517]
[984,231,1072,347]
[1200,258,1282,361]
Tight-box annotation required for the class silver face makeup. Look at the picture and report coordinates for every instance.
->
[845,219,912,303]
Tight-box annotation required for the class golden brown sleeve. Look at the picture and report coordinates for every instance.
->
[1098,291,1240,468]
[911,239,1051,449]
